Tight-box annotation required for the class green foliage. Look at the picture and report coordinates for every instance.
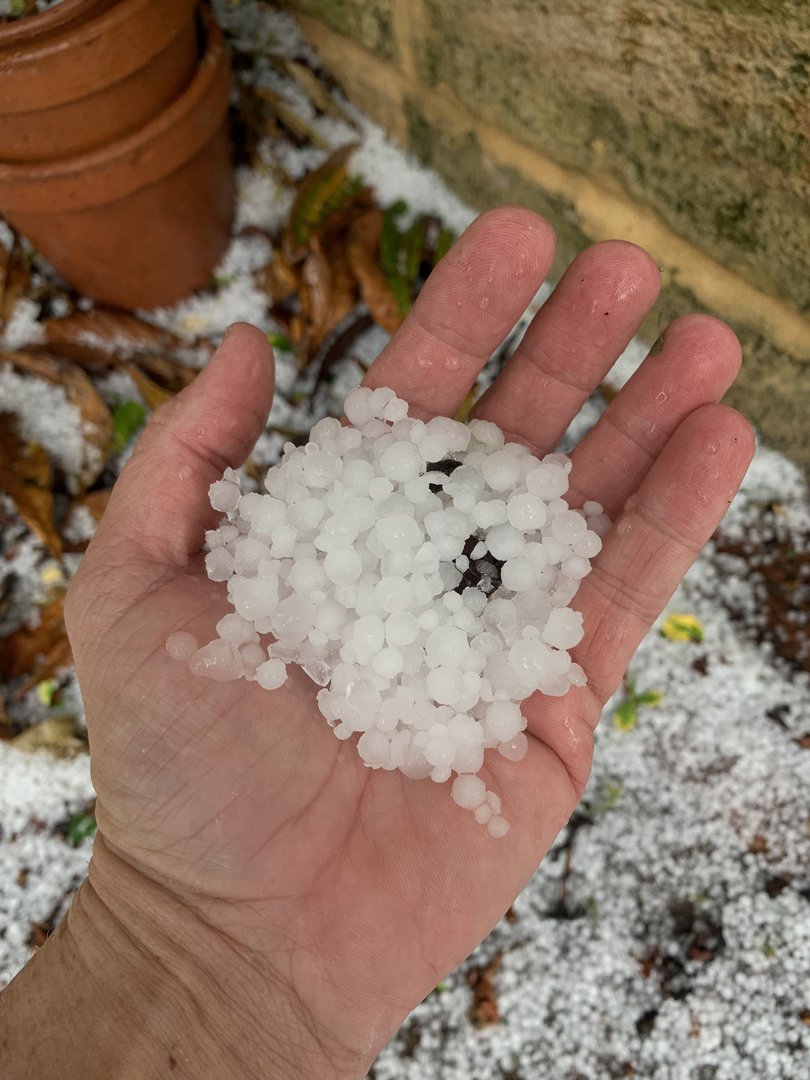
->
[613,676,664,732]
[267,331,294,353]
[35,678,59,708]
[67,812,97,847]
[111,401,147,454]
[589,781,624,816]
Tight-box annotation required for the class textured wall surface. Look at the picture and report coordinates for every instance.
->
[283,0,810,468]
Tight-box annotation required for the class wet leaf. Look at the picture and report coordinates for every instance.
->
[111,401,147,453]
[346,210,403,334]
[257,253,299,304]
[0,595,71,687]
[254,85,330,149]
[67,811,97,846]
[11,716,86,758]
[121,366,171,412]
[271,57,351,122]
[267,330,294,353]
[661,613,705,643]
[434,226,456,263]
[613,697,638,732]
[41,308,205,367]
[36,678,59,707]
[0,232,30,326]
[298,238,358,360]
[0,419,61,556]
[288,144,359,248]
[1,351,113,489]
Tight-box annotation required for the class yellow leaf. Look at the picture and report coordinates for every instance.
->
[661,613,704,643]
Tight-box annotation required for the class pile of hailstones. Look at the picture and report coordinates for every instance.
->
[170,386,609,837]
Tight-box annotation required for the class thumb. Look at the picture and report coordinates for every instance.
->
[96,323,275,567]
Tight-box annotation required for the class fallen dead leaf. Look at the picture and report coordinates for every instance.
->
[1,351,113,489]
[125,365,173,410]
[11,715,86,758]
[271,56,352,122]
[0,233,30,327]
[347,210,404,335]
[467,952,502,1028]
[254,85,330,150]
[0,595,71,692]
[0,419,61,555]
[298,238,358,360]
[41,308,209,367]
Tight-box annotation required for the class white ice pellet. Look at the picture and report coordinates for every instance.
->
[180,386,606,837]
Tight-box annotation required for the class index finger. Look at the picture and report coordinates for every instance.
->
[364,206,556,419]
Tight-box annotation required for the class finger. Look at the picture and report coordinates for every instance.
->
[567,315,742,517]
[472,240,660,450]
[572,403,755,706]
[364,206,556,418]
[98,323,274,565]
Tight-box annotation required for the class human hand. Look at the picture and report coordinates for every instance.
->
[42,209,754,1077]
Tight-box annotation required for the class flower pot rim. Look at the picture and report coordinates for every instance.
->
[0,0,198,112]
[0,8,229,213]
[0,0,110,45]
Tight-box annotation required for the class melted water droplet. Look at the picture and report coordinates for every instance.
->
[444,355,461,372]
[479,295,491,310]
[705,440,719,455]
[654,391,667,405]
[416,355,433,371]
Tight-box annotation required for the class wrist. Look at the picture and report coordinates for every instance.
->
[1,836,370,1080]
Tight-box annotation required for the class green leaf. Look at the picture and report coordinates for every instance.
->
[111,401,147,454]
[590,781,624,815]
[267,331,294,352]
[36,678,59,707]
[435,980,446,993]
[613,698,638,731]
[67,812,97,847]
[637,690,664,707]
[380,199,408,276]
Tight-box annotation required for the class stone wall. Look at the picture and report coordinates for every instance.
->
[282,0,810,469]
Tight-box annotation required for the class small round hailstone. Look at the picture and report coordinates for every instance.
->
[209,478,240,513]
[484,701,525,743]
[507,492,547,530]
[380,442,423,483]
[543,608,584,650]
[166,631,198,661]
[482,450,522,492]
[451,774,487,809]
[183,383,605,839]
[526,463,568,500]
[486,523,525,561]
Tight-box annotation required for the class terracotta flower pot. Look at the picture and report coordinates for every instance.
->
[0,0,199,162]
[0,8,235,310]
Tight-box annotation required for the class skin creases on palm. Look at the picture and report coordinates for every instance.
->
[65,207,754,1063]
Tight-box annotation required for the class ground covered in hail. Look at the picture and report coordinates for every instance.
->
[0,3,808,1078]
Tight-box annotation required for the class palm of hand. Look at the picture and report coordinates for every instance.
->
[66,209,752,1064]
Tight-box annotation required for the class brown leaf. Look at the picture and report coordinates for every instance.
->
[0,234,30,327]
[347,210,404,334]
[125,365,173,410]
[253,85,330,150]
[256,252,299,305]
[298,238,358,361]
[0,595,70,684]
[0,420,61,556]
[467,953,502,1028]
[1,351,113,489]
[41,308,209,367]
[11,716,86,758]
[271,56,352,122]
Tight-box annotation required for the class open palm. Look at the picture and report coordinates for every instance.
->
[65,208,753,1074]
